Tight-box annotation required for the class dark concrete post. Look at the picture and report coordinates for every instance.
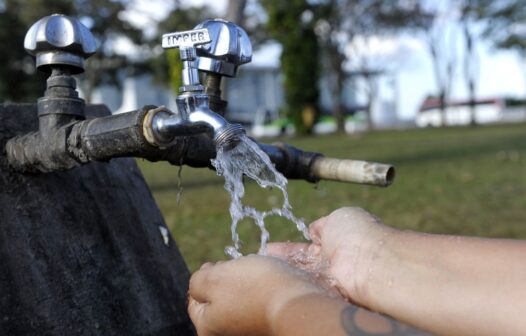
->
[0,103,194,335]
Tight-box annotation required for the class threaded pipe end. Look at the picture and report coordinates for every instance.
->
[214,123,245,149]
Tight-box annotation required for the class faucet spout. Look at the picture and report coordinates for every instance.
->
[189,109,245,148]
[145,104,244,149]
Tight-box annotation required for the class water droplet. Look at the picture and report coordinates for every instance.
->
[225,246,242,259]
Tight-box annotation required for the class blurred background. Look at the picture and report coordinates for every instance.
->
[1,0,525,270]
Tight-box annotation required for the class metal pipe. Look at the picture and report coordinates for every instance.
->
[310,157,395,187]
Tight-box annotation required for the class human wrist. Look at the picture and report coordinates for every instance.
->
[356,227,416,313]
[335,224,401,309]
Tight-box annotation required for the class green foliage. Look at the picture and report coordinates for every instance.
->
[476,1,526,55]
[315,0,432,131]
[138,123,526,271]
[261,0,320,134]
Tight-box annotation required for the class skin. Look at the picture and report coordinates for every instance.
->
[188,255,344,336]
[269,207,526,335]
[188,255,423,336]
[189,206,526,335]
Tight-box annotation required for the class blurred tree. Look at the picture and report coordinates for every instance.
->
[423,2,457,127]
[261,0,320,134]
[475,1,526,95]
[74,0,144,103]
[424,0,496,127]
[315,0,431,131]
[480,1,526,52]
[458,0,493,126]
[225,0,247,24]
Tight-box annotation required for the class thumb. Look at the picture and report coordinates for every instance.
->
[308,216,328,244]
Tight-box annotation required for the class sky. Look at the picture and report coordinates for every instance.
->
[123,0,526,121]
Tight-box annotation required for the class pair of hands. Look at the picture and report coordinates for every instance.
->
[188,207,393,335]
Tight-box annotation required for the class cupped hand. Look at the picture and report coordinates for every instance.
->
[188,254,327,336]
[267,207,395,306]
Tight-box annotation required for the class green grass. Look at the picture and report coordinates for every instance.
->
[137,123,526,271]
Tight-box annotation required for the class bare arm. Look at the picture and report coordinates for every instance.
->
[187,255,427,336]
[365,229,526,335]
[274,295,427,336]
[269,207,526,335]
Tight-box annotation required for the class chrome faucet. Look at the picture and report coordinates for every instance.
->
[4,14,394,187]
[145,27,245,149]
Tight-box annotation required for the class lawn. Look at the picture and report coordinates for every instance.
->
[137,123,526,271]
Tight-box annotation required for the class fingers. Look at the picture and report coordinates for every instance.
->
[189,262,221,304]
[188,296,211,336]
[266,242,311,259]
[187,296,205,324]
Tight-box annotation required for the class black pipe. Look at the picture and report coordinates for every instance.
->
[69,106,155,162]
[6,103,323,184]
[258,142,322,183]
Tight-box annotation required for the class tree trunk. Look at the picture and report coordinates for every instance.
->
[463,21,477,126]
[328,49,345,133]
[428,37,449,127]
[365,75,376,131]
[334,73,345,133]
[439,91,447,127]
[469,80,476,126]
[225,0,247,23]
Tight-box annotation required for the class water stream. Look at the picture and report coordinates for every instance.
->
[212,135,310,258]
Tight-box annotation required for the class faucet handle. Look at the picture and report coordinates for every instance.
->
[162,28,212,91]
[194,19,252,77]
[24,14,97,74]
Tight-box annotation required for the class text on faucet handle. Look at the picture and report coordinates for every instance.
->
[162,28,211,49]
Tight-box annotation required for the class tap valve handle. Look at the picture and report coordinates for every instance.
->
[194,19,252,78]
[24,14,97,74]
[162,28,212,92]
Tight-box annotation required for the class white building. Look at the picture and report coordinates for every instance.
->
[416,97,526,127]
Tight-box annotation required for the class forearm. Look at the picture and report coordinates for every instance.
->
[271,294,348,336]
[365,230,526,335]
[272,294,421,336]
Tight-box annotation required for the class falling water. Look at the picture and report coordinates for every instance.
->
[212,134,310,258]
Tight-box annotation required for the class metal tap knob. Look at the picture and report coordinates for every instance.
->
[24,14,97,74]
[194,19,252,77]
